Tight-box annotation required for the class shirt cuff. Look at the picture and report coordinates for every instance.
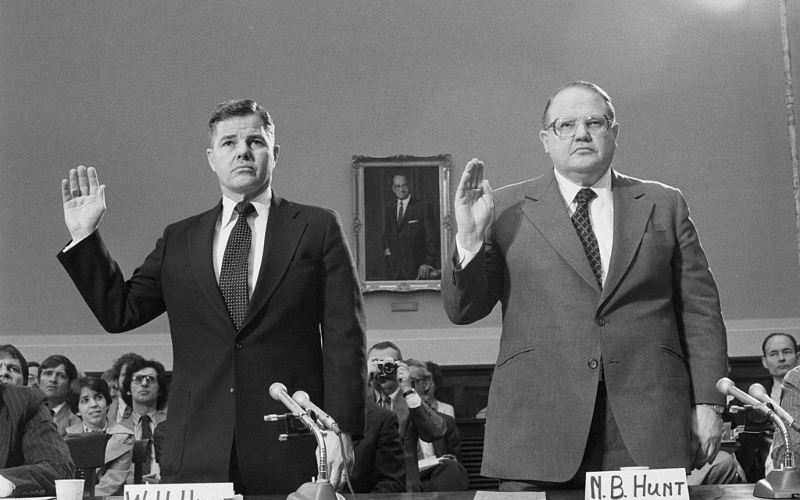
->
[62,232,94,252]
[0,474,15,498]
[455,234,480,268]
[404,391,422,408]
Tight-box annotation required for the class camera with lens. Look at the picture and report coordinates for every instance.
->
[376,360,398,377]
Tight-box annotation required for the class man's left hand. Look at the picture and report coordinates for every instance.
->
[319,431,354,492]
[691,405,723,469]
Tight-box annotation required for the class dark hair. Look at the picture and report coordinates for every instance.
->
[542,81,616,129]
[70,376,112,414]
[425,361,444,389]
[40,354,78,383]
[0,345,28,385]
[111,352,145,382]
[208,99,274,145]
[121,358,169,411]
[762,332,798,357]
[368,341,403,361]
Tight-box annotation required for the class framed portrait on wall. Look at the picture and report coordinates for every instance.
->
[352,154,452,292]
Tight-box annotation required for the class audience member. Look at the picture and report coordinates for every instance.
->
[66,377,134,496]
[101,368,118,401]
[423,361,455,418]
[350,402,406,493]
[0,384,74,497]
[107,353,145,424]
[27,361,39,388]
[405,360,469,492]
[39,354,81,436]
[761,333,798,401]
[368,342,446,492]
[0,345,28,387]
[120,358,168,480]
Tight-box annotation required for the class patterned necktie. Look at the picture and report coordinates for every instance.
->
[140,414,153,475]
[571,188,603,288]
[397,200,404,227]
[220,202,256,330]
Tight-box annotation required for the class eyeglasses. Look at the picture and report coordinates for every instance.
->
[131,374,158,385]
[546,114,614,138]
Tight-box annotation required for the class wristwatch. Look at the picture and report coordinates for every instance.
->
[699,403,725,414]
[402,388,416,398]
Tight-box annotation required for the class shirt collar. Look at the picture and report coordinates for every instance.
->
[221,188,273,228]
[553,167,612,206]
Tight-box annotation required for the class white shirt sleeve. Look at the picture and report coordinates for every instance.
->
[0,474,15,498]
[454,234,481,268]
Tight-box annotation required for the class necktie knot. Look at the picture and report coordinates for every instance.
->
[235,201,255,217]
[574,188,597,207]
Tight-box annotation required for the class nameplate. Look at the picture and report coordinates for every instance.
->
[585,468,689,500]
[124,482,237,500]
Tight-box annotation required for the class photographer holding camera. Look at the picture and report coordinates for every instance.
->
[366,342,446,491]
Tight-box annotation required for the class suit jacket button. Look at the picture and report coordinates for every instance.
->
[230,387,235,393]
[596,317,606,326]
[588,359,599,369]
[234,342,242,350]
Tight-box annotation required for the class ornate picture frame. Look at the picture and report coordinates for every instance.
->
[352,154,452,292]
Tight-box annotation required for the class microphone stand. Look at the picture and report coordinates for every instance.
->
[264,412,337,500]
[753,408,800,498]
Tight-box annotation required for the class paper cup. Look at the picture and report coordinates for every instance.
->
[55,479,84,500]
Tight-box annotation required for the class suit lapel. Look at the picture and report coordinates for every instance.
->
[520,172,602,292]
[187,202,231,327]
[239,195,307,334]
[600,172,653,306]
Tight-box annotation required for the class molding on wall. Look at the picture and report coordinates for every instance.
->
[5,317,799,371]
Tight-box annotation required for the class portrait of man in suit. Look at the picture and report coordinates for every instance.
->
[58,99,366,495]
[382,174,439,280]
[443,81,727,489]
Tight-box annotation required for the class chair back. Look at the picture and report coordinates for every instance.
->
[132,439,151,484]
[64,432,108,496]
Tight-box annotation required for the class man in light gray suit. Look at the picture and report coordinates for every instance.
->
[443,81,727,489]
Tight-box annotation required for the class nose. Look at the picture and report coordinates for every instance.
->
[574,121,592,141]
[236,142,253,160]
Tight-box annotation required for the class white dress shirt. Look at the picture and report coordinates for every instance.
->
[213,189,272,298]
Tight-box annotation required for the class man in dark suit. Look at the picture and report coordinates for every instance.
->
[59,99,366,494]
[443,81,727,489]
[382,175,438,280]
[0,385,74,497]
[367,343,446,492]
[350,401,406,493]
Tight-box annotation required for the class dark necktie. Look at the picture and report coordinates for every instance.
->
[140,414,153,475]
[571,188,603,288]
[397,201,404,227]
[380,394,392,410]
[219,202,255,330]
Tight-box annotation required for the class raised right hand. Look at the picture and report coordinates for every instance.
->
[455,158,493,251]
[61,166,106,241]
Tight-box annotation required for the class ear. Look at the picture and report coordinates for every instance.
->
[762,357,769,370]
[538,129,550,154]
[206,148,216,172]
[611,122,620,145]
[273,144,280,162]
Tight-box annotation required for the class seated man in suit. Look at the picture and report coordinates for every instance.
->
[39,354,81,436]
[406,360,469,491]
[0,384,75,497]
[0,345,28,387]
[120,358,169,481]
[368,342,446,492]
[350,401,406,493]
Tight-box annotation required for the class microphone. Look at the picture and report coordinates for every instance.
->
[717,377,769,410]
[292,390,341,435]
[749,383,800,432]
[269,382,308,417]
